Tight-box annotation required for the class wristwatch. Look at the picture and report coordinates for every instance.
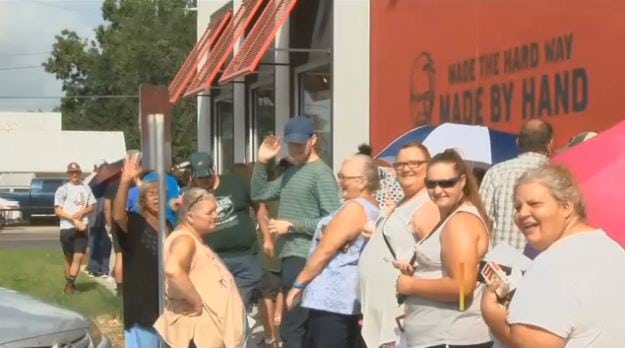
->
[287,225,296,234]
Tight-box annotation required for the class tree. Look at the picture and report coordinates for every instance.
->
[44,0,198,163]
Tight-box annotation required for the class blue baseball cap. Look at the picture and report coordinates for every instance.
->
[284,116,315,144]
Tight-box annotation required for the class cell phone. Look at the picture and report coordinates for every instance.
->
[480,261,511,299]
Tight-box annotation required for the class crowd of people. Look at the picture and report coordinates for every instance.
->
[52,116,625,348]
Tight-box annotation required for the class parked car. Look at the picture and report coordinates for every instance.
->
[0,177,66,222]
[0,198,21,229]
[0,287,112,347]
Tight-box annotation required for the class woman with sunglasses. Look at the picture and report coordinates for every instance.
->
[359,143,440,348]
[155,187,247,348]
[393,149,492,348]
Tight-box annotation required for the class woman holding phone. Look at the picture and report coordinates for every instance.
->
[358,143,439,348]
[393,149,492,348]
[481,164,625,347]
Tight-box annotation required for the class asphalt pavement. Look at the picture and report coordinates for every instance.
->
[0,225,59,249]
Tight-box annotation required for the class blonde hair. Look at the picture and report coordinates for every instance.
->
[515,164,587,220]
[170,187,215,220]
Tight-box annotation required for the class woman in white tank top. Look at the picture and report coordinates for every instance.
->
[393,149,493,348]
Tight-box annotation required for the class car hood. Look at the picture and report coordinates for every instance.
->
[0,287,89,344]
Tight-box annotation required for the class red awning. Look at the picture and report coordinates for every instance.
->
[219,0,297,84]
[168,10,232,105]
[184,0,266,97]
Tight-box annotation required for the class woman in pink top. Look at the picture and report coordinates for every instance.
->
[154,188,246,348]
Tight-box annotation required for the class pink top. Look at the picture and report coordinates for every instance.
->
[154,229,245,348]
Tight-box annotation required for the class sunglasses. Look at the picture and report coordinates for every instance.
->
[424,175,462,189]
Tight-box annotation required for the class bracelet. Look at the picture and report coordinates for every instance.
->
[292,281,307,290]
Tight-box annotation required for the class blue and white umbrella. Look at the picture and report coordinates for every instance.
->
[376,123,518,166]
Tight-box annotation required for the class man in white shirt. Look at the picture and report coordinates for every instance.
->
[54,162,96,294]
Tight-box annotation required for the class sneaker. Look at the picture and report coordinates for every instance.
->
[99,273,109,279]
[87,271,96,278]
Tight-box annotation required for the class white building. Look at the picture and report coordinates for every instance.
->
[0,112,127,186]
[168,0,369,173]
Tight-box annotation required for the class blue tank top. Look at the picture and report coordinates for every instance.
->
[301,198,379,315]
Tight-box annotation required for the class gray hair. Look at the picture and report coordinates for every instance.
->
[171,187,215,220]
[345,154,381,193]
[137,181,158,213]
[515,164,587,220]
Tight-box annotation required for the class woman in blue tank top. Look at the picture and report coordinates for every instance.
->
[285,154,380,348]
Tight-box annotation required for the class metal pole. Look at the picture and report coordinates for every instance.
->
[149,113,167,348]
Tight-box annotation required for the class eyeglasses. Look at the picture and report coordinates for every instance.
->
[392,160,428,170]
[337,173,364,180]
[424,175,462,189]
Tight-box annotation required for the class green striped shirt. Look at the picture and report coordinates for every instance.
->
[251,160,340,258]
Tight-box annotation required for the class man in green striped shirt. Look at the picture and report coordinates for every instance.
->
[251,115,340,348]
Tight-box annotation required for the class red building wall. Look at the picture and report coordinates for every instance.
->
[371,0,625,151]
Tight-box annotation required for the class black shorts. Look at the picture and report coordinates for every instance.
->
[259,271,282,299]
[59,228,88,257]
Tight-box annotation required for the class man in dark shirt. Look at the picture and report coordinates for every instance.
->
[189,152,263,310]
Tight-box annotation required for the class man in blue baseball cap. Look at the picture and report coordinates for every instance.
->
[251,115,340,348]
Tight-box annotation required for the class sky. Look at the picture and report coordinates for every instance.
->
[0,0,104,111]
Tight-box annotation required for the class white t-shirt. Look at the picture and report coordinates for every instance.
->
[54,182,96,230]
[508,230,625,347]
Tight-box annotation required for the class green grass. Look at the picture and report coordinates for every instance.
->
[0,248,121,318]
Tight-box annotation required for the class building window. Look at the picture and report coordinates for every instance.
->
[214,99,234,173]
[249,83,275,161]
[298,66,332,166]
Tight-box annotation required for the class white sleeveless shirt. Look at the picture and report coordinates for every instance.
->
[403,204,491,347]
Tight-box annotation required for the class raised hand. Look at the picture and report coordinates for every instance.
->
[258,136,282,163]
[121,153,142,183]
